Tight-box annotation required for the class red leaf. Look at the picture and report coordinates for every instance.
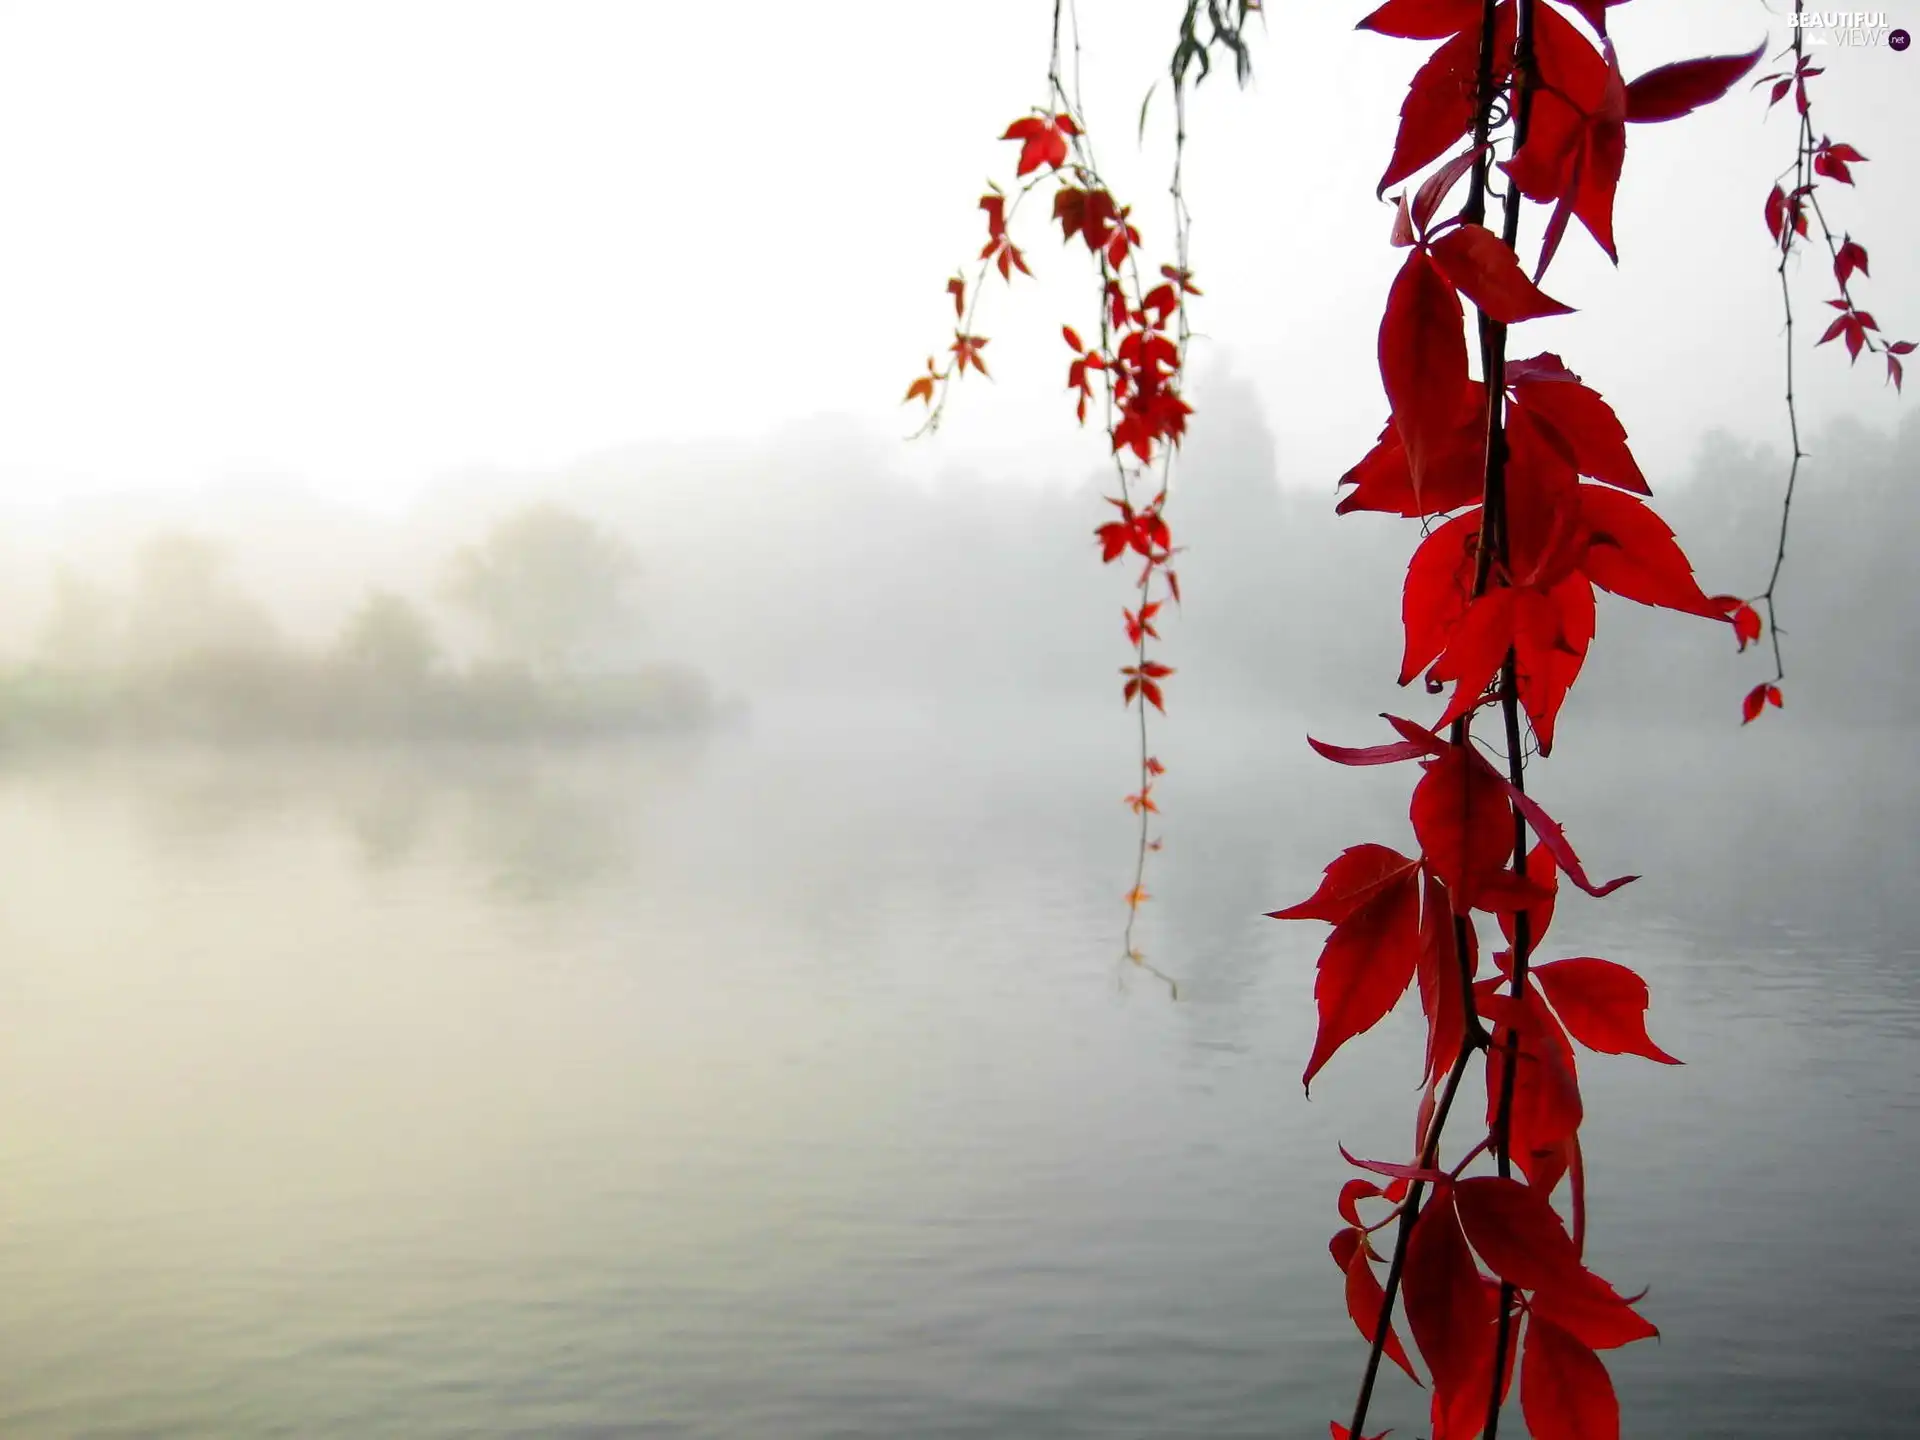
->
[1400,508,1483,685]
[1409,744,1513,914]
[1429,223,1575,323]
[1577,485,1721,619]
[1403,1187,1497,1440]
[950,333,990,378]
[1411,145,1487,233]
[1270,845,1421,924]
[1510,380,1648,494]
[1835,237,1870,289]
[1528,1273,1659,1350]
[1416,869,1475,1085]
[1339,1178,1385,1229]
[1338,385,1490,517]
[903,375,935,407]
[1378,7,1514,196]
[1340,1143,1452,1185]
[1534,957,1680,1064]
[1740,680,1783,724]
[1497,839,1559,955]
[1001,113,1077,176]
[1308,735,1435,768]
[1480,984,1584,1182]
[1624,41,1765,123]
[1764,183,1787,245]
[1522,1315,1621,1440]
[1356,0,1479,38]
[1495,775,1635,900]
[1380,249,1470,501]
[1574,40,1628,263]
[946,276,965,317]
[1345,1232,1421,1383]
[1453,1175,1586,1292]
[1297,864,1424,1089]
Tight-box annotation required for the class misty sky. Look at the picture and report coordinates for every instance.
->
[0,1,1912,515]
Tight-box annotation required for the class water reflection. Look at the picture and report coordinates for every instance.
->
[0,712,1912,1438]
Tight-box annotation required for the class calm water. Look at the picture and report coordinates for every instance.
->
[0,701,1914,1438]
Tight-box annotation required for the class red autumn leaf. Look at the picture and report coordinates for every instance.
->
[982,236,1030,282]
[1531,0,1608,113]
[1813,137,1866,186]
[1338,383,1489,517]
[1001,112,1078,176]
[1835,237,1870,289]
[1817,309,1872,363]
[1714,598,1763,651]
[979,190,1007,240]
[1339,1143,1452,1185]
[1356,0,1479,39]
[950,332,990,377]
[1415,869,1475,1085]
[1308,734,1437,768]
[1270,844,1421,924]
[1290,858,1424,1090]
[1411,145,1486,233]
[1577,485,1722,619]
[1400,508,1482,684]
[903,364,937,407]
[1345,1231,1421,1383]
[1741,680,1783,724]
[1380,249,1470,500]
[1329,1426,1392,1440]
[1409,744,1516,914]
[1377,6,1514,196]
[1506,351,1581,386]
[1764,183,1788,245]
[1517,574,1595,757]
[1452,1175,1586,1293]
[1429,222,1575,323]
[1496,839,1559,957]
[1339,1178,1384,1229]
[1623,40,1765,123]
[1522,1314,1621,1440]
[1528,1271,1659,1350]
[1533,957,1681,1064]
[1577,39,1628,264]
[1480,984,1584,1182]
[1402,1187,1498,1440]
[946,276,965,317]
[1510,379,1648,494]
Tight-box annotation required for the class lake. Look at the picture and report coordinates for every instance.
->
[0,698,1913,1438]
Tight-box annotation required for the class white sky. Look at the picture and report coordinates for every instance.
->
[0,0,1911,515]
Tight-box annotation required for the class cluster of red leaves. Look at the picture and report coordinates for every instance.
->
[903,107,1196,922]
[1753,47,1912,390]
[1267,5,1767,1436]
[1735,34,1913,726]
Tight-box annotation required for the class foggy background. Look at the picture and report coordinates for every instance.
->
[1,369,1913,735]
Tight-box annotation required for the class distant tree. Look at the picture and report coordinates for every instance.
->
[334,590,440,685]
[443,504,638,676]
[125,532,279,667]
[36,566,121,671]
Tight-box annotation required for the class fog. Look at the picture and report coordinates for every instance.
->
[4,371,1913,748]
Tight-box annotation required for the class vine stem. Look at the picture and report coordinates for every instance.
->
[1759,3,1808,690]
[1481,0,1541,1429]
[1347,4,1539,1435]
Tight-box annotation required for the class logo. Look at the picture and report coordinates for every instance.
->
[1789,9,1904,46]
